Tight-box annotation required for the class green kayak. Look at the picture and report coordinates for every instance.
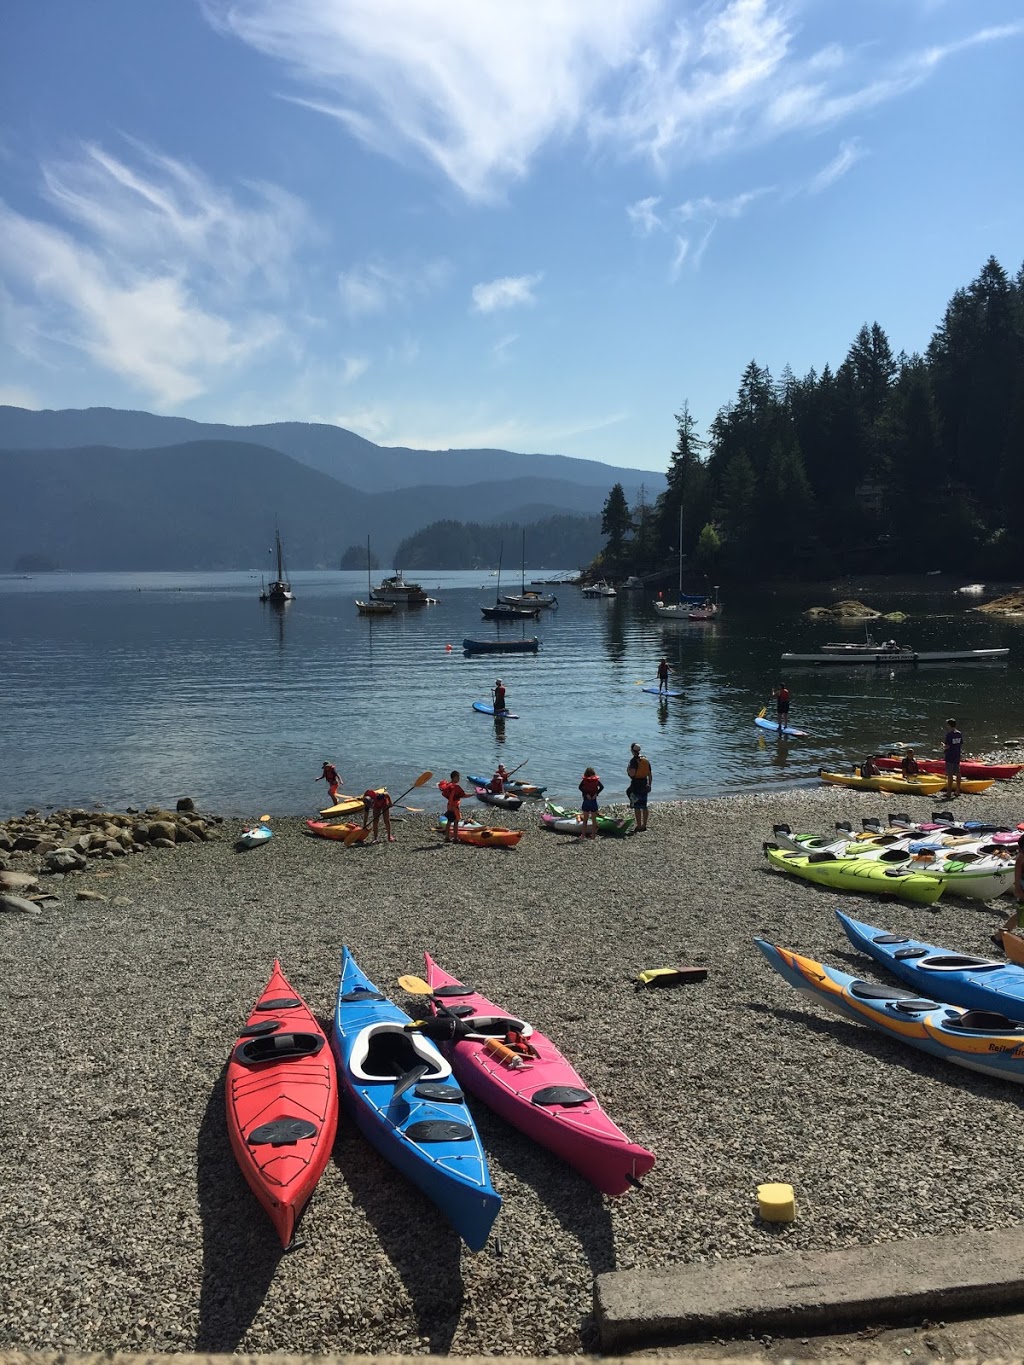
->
[763,842,945,905]
[543,802,633,836]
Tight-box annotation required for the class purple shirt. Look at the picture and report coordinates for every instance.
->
[943,728,962,764]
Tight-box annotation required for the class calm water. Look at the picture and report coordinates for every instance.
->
[2,571,1022,818]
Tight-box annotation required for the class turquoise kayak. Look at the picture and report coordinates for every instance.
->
[331,946,501,1251]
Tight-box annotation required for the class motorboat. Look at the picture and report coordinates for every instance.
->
[371,571,431,604]
[821,636,910,654]
[582,580,616,598]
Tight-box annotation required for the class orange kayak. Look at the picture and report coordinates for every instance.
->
[305,819,368,845]
[225,961,339,1247]
[448,826,522,847]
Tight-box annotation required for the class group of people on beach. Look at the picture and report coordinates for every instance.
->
[316,761,395,842]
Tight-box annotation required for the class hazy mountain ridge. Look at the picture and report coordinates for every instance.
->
[0,405,664,499]
[0,440,618,569]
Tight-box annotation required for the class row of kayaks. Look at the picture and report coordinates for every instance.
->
[819,767,996,795]
[765,811,1024,902]
[227,951,655,1250]
[759,911,1024,1087]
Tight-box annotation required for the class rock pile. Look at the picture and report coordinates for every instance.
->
[0,798,223,887]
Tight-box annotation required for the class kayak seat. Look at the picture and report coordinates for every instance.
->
[850,979,931,1004]
[920,954,1002,972]
[255,996,301,1012]
[879,850,911,863]
[947,1010,1024,1034]
[414,1082,464,1103]
[894,948,928,961]
[873,934,911,945]
[531,1085,592,1107]
[348,1023,451,1084]
[234,1032,325,1066]
[405,1120,474,1143]
[807,851,838,864]
[247,1116,319,1147]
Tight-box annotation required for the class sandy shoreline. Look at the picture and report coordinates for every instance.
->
[3,781,1024,1356]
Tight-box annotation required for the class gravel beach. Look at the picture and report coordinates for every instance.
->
[4,778,1024,1357]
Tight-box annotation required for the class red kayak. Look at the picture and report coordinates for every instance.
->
[225,961,339,1246]
[873,754,1023,781]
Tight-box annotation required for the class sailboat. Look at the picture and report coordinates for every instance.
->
[481,539,540,620]
[653,507,718,618]
[264,528,294,603]
[499,530,558,609]
[356,537,395,615]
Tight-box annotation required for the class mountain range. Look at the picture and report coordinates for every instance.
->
[0,405,664,570]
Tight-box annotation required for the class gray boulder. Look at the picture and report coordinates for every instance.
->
[43,848,87,874]
[1,893,43,915]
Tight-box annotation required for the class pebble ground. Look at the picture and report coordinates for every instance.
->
[3,774,1024,1356]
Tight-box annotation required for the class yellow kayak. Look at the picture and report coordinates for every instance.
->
[819,768,994,795]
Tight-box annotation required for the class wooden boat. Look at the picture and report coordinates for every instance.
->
[420,952,655,1195]
[462,637,540,654]
[756,938,1024,1086]
[225,960,339,1246]
[356,536,395,615]
[332,947,500,1250]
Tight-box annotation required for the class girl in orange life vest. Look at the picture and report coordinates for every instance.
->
[578,767,603,840]
[438,771,468,843]
[316,760,342,802]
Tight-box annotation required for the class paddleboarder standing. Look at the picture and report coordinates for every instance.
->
[316,760,342,803]
[492,679,507,715]
[656,658,670,694]
[773,683,791,733]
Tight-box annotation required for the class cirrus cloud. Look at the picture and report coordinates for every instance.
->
[471,273,543,313]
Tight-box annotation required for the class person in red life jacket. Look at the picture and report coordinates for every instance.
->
[773,683,791,733]
[359,787,394,842]
[439,770,467,843]
[488,763,509,794]
[492,679,507,714]
[316,760,342,803]
[578,766,604,840]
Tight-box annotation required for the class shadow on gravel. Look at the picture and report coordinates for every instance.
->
[332,1129,463,1353]
[473,1106,615,1351]
[196,1066,285,1351]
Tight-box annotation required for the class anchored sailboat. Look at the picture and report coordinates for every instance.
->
[356,537,395,615]
[262,528,294,602]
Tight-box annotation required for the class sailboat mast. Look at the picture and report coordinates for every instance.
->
[276,529,285,582]
[495,540,504,604]
[677,505,683,600]
[520,528,526,594]
[367,534,372,596]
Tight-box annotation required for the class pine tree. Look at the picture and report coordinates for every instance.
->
[600,483,631,567]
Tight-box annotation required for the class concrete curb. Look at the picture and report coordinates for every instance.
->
[594,1226,1024,1349]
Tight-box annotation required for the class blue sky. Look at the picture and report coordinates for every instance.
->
[1,1,1021,472]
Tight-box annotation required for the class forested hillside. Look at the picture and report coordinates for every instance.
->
[394,515,601,569]
[608,256,1024,581]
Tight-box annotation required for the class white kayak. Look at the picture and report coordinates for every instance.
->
[238,824,272,848]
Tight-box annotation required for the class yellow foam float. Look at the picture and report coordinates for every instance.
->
[757,1182,796,1222]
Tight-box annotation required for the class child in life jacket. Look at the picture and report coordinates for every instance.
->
[488,763,509,794]
[438,771,467,843]
[360,787,394,842]
[578,766,604,840]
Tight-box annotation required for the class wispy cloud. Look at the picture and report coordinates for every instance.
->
[673,189,769,222]
[492,333,519,360]
[471,273,542,314]
[807,138,866,193]
[341,356,369,383]
[669,236,690,282]
[627,195,664,235]
[0,142,303,404]
[338,258,450,320]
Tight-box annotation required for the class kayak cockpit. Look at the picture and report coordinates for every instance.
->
[348,1023,451,1084]
[233,1032,327,1065]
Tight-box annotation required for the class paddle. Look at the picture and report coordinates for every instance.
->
[259,814,271,823]
[391,1061,430,1103]
[757,705,768,719]
[398,974,433,994]
[392,770,434,811]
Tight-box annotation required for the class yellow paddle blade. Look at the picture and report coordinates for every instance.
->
[259,814,271,822]
[757,706,767,719]
[397,974,433,994]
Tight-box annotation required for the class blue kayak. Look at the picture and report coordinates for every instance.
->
[467,773,545,797]
[754,715,807,738]
[837,911,1024,1022]
[756,938,1024,1085]
[237,824,272,848]
[472,701,518,718]
[331,946,501,1251]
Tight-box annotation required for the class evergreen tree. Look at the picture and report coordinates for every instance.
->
[600,483,631,566]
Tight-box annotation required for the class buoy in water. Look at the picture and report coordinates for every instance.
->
[445,643,453,652]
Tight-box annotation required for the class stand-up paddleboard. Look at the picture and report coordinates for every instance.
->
[472,701,519,718]
[642,687,685,698]
[755,715,807,738]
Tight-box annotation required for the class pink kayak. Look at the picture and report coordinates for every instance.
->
[422,952,655,1196]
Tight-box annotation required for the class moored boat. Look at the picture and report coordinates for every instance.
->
[225,960,339,1246]
[463,637,540,654]
[356,536,395,614]
[481,602,540,620]
[262,528,294,602]
[331,946,501,1251]
[781,647,1009,666]
[755,939,1024,1086]
[371,571,431,605]
[420,953,655,1195]
[581,580,616,598]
